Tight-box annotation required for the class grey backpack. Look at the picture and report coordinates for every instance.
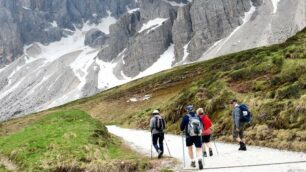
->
[187,114,202,136]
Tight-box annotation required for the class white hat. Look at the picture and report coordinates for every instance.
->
[152,110,159,114]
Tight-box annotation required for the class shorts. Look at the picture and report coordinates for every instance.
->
[202,135,211,143]
[233,123,245,139]
[186,136,202,148]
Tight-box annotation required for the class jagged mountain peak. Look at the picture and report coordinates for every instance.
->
[0,0,306,121]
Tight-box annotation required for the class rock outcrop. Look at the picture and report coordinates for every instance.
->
[0,0,137,66]
[85,29,108,48]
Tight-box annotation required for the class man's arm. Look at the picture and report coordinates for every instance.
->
[180,115,188,131]
[149,117,154,132]
[234,108,240,128]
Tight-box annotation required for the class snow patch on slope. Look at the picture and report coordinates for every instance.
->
[127,8,140,14]
[271,0,281,13]
[162,0,187,7]
[96,59,124,89]
[138,18,169,34]
[137,44,175,78]
[83,11,117,34]
[70,48,99,92]
[181,41,191,63]
[51,21,58,27]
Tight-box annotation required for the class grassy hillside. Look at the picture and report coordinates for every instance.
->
[1,27,306,167]
[0,110,149,171]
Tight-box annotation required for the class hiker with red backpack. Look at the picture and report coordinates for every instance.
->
[197,108,213,157]
[230,99,252,151]
[180,105,204,170]
[150,109,166,158]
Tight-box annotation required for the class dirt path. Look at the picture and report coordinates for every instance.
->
[107,125,306,172]
[0,154,19,172]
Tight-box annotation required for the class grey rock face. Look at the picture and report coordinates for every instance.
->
[139,0,177,21]
[98,11,141,62]
[85,29,108,48]
[200,0,306,60]
[0,6,23,64]
[187,0,252,61]
[123,19,173,77]
[0,0,137,66]
[172,4,193,62]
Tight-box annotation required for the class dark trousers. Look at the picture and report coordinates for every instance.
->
[152,133,164,153]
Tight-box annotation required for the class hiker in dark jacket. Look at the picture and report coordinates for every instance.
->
[150,109,165,158]
[180,105,204,170]
[230,99,247,151]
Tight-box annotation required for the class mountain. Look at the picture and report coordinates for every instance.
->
[1,25,306,164]
[1,11,306,172]
[0,0,306,121]
[46,27,306,152]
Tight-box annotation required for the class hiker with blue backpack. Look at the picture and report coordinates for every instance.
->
[180,105,204,170]
[150,109,166,158]
[230,99,252,151]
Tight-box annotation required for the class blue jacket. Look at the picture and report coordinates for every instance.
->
[180,112,202,136]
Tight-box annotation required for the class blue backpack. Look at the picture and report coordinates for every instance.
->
[239,104,252,123]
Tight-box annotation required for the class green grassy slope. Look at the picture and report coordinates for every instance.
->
[0,110,149,171]
[1,28,306,155]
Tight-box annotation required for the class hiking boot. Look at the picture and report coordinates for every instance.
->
[198,159,203,170]
[190,161,196,168]
[238,142,247,151]
[209,148,213,156]
[157,150,163,158]
[203,151,207,157]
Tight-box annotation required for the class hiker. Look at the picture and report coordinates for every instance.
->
[150,109,166,158]
[230,99,247,151]
[197,108,213,157]
[180,105,204,170]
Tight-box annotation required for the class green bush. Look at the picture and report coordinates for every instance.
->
[229,68,250,81]
[275,82,301,99]
[272,55,284,67]
[278,63,306,83]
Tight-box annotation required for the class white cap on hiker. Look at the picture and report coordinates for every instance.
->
[153,110,159,114]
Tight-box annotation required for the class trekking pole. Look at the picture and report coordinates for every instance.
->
[181,132,186,168]
[200,135,205,167]
[151,132,153,159]
[212,134,219,155]
[164,138,172,157]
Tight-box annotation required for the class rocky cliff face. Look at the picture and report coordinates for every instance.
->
[0,0,306,121]
[0,0,136,66]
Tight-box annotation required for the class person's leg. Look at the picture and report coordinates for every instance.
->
[188,146,194,160]
[202,136,209,156]
[195,137,203,160]
[186,137,194,161]
[203,143,208,152]
[195,136,203,170]
[239,124,247,151]
[186,137,196,167]
[152,134,159,152]
[205,135,213,156]
[159,133,164,154]
[233,126,241,143]
[202,139,208,157]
